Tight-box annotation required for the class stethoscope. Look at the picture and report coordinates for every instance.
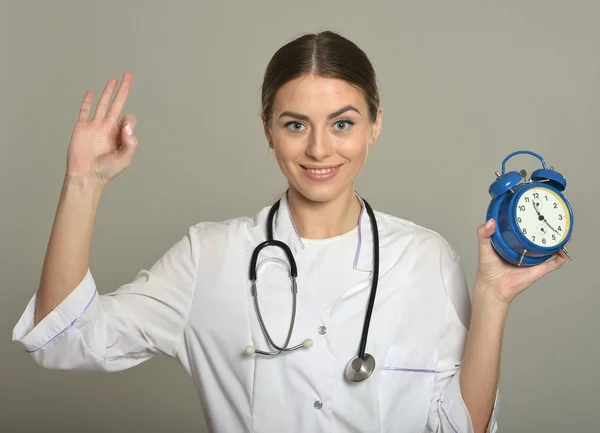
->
[243,196,380,383]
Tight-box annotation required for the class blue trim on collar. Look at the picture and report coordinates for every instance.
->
[272,191,376,272]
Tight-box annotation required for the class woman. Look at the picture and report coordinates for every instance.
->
[13,31,568,433]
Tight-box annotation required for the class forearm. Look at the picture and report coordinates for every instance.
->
[459,282,510,433]
[34,175,104,326]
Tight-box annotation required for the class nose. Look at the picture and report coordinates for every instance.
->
[306,129,333,160]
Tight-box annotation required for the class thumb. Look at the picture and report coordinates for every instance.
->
[478,218,496,256]
[118,115,139,167]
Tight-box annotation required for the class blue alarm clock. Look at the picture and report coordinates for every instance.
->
[486,150,574,267]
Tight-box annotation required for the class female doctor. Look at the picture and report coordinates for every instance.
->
[13,31,569,433]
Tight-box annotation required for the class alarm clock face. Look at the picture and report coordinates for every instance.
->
[515,186,571,248]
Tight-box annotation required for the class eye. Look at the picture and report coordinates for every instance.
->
[334,120,354,131]
[285,121,306,132]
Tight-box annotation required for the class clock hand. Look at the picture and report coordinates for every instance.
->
[543,219,561,235]
[532,200,542,216]
[532,200,561,236]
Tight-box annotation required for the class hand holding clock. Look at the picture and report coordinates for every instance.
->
[479,150,574,304]
[474,218,570,305]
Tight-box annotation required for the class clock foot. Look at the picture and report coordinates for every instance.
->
[518,249,528,266]
[561,247,573,261]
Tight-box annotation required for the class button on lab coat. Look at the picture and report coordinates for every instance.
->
[13,193,499,433]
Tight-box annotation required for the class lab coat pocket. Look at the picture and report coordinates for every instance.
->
[379,345,438,433]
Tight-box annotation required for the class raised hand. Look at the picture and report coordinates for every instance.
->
[66,71,138,186]
[474,218,570,304]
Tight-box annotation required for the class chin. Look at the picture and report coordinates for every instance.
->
[290,181,353,204]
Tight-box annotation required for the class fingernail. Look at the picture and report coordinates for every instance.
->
[125,124,133,136]
[485,219,493,229]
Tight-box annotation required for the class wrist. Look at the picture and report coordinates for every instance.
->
[63,174,106,198]
[472,280,512,315]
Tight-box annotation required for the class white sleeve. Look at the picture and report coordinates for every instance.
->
[426,257,500,433]
[12,225,199,372]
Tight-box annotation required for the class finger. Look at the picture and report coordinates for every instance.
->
[117,113,137,132]
[556,249,569,261]
[540,252,568,274]
[77,90,94,121]
[92,77,118,120]
[107,71,133,122]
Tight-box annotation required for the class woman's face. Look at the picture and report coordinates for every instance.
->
[264,74,382,204]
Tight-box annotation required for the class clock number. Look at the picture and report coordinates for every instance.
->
[533,192,539,199]
[545,195,548,201]
[522,228,527,234]
[542,238,546,245]
[552,234,556,241]
[553,203,558,209]
[532,235,536,242]
[525,197,530,203]
[558,226,562,231]
[519,205,526,211]
[518,217,522,223]
[558,214,563,220]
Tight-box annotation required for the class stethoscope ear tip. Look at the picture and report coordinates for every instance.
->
[303,338,313,348]
[245,345,256,355]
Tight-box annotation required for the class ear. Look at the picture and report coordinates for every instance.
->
[369,107,383,146]
[262,114,273,149]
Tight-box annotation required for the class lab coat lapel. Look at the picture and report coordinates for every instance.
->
[346,195,397,290]
[269,192,401,301]
[271,192,394,272]
[271,193,305,258]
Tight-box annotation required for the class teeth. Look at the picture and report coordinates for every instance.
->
[308,167,336,174]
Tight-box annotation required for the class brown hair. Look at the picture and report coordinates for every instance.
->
[261,31,380,125]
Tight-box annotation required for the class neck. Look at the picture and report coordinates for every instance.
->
[286,186,362,240]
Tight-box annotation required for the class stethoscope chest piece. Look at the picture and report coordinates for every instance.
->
[344,353,375,382]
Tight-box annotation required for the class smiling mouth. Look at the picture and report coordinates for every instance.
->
[299,164,343,181]
[300,165,342,174]
[305,167,336,174]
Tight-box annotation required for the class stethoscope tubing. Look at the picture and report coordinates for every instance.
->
[247,194,380,381]
[356,199,379,359]
[251,277,300,355]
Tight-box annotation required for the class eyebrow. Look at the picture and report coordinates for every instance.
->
[278,105,361,121]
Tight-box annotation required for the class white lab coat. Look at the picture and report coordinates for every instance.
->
[13,193,499,433]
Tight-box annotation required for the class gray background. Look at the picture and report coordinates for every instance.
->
[2,1,598,432]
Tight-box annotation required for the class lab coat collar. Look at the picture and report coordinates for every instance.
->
[272,191,381,273]
[271,192,306,257]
